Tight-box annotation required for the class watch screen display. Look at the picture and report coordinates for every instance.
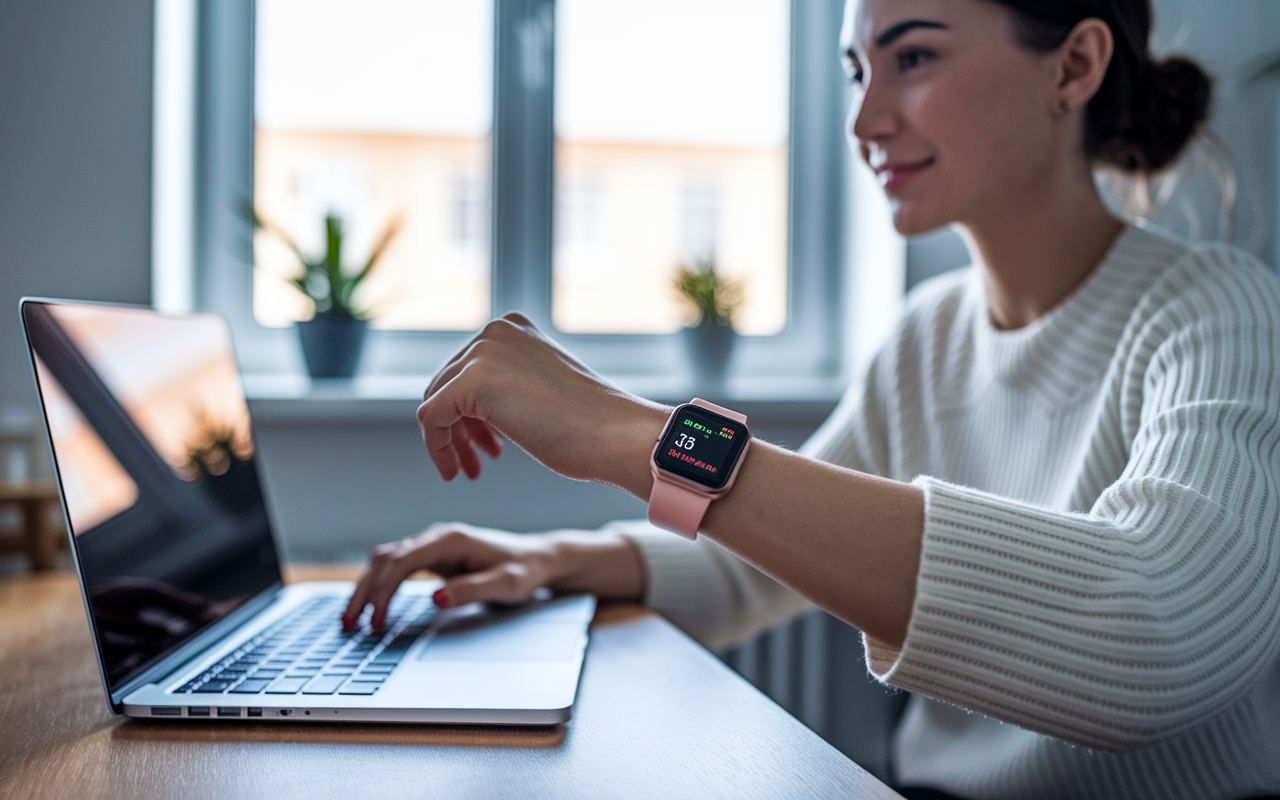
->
[653,405,749,489]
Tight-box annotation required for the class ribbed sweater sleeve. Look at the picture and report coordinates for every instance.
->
[866,246,1280,752]
[610,519,814,650]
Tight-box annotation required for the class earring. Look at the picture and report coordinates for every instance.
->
[1059,100,1070,113]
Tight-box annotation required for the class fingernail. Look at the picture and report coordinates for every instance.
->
[433,589,449,607]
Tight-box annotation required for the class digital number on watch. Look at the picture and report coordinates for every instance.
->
[653,404,750,490]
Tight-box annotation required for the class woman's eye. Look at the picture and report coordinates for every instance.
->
[897,47,932,72]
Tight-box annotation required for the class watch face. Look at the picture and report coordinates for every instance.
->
[653,404,749,490]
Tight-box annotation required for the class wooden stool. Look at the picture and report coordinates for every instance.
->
[0,480,64,571]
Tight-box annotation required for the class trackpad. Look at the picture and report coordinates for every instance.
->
[418,599,587,663]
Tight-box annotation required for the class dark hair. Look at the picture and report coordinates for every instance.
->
[989,0,1212,174]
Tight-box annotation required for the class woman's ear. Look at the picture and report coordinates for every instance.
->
[1054,17,1113,114]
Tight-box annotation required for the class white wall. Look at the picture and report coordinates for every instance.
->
[0,0,154,430]
[1154,0,1280,263]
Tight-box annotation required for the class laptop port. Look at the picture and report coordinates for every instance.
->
[187,707,210,717]
[217,707,241,717]
[247,708,263,717]
[279,709,291,716]
[151,707,181,716]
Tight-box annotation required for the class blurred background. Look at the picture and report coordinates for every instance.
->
[2,0,1278,780]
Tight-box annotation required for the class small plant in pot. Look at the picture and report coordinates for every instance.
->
[180,406,264,513]
[250,209,401,378]
[673,256,743,394]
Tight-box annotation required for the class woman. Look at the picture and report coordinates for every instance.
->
[344,1,1280,797]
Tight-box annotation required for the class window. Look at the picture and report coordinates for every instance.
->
[190,0,851,385]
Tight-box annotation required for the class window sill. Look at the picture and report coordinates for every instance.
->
[244,373,845,427]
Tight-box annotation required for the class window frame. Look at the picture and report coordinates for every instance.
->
[192,0,851,387]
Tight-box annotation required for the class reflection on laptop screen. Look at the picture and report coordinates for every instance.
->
[23,302,281,691]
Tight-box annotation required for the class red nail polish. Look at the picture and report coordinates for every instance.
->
[433,589,449,606]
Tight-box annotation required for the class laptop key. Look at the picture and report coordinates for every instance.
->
[338,684,378,695]
[194,680,233,693]
[301,676,346,694]
[230,679,271,694]
[265,677,308,694]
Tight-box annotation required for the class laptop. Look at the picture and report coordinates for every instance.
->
[20,298,594,724]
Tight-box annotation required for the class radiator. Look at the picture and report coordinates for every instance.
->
[719,610,908,782]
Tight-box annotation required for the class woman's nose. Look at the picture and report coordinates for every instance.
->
[850,75,899,150]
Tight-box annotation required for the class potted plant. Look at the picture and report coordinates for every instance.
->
[673,256,743,393]
[181,407,263,513]
[250,210,401,378]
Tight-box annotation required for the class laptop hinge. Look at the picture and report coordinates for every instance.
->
[110,581,285,709]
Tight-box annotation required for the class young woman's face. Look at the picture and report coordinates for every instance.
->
[842,0,1069,235]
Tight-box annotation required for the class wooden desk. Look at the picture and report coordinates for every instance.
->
[0,567,901,799]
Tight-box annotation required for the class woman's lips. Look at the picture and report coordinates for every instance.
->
[876,158,935,190]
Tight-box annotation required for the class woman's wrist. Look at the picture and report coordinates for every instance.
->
[543,529,646,602]
[587,399,669,500]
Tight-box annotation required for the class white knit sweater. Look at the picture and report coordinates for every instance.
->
[619,224,1280,800]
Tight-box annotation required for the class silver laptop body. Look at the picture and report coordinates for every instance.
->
[21,298,593,724]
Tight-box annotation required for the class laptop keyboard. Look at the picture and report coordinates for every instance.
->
[173,594,437,697]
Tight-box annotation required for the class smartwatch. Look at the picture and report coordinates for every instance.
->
[648,398,751,540]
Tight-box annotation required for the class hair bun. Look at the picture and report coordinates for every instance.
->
[1098,55,1213,174]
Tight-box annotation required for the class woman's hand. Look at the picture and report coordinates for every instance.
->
[418,313,668,497]
[342,523,646,630]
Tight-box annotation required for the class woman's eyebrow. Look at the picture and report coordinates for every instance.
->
[875,19,948,48]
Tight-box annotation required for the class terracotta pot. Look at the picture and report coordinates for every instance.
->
[297,313,367,378]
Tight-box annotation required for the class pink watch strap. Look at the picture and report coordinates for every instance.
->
[689,398,747,425]
[648,478,714,541]
[648,398,748,540]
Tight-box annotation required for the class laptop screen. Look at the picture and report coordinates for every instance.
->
[22,301,282,692]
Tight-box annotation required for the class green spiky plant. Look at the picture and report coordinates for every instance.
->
[248,208,401,320]
[673,256,742,327]
[182,406,252,481]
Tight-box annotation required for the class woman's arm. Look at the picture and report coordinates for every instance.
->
[633,435,925,647]
[347,334,898,651]
[406,312,927,647]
